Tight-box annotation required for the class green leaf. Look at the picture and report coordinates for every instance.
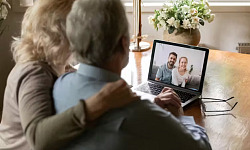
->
[168,26,175,34]
[199,19,204,26]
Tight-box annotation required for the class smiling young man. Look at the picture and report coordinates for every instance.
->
[155,52,178,83]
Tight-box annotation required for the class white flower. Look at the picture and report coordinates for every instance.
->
[203,9,211,15]
[185,13,191,19]
[159,12,167,19]
[148,16,154,25]
[167,17,175,26]
[192,1,199,5]
[157,16,162,21]
[159,20,166,28]
[149,0,215,31]
[182,19,191,29]
[192,16,200,24]
[189,8,198,15]
[191,24,198,29]
[164,25,168,30]
[174,20,180,28]
[208,14,215,23]
[181,5,190,14]
[163,3,174,11]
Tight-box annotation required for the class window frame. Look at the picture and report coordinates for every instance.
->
[123,0,250,13]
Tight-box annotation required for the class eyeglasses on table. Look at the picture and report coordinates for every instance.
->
[200,96,238,118]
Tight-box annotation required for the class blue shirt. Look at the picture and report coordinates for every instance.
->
[156,64,174,84]
[53,63,211,150]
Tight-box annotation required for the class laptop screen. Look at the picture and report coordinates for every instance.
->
[148,40,209,93]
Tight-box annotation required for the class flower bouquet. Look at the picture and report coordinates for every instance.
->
[148,0,215,34]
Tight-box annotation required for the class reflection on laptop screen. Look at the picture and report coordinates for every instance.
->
[148,41,206,92]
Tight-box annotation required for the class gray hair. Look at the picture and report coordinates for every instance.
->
[66,0,129,66]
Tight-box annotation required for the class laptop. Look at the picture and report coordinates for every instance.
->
[132,40,209,107]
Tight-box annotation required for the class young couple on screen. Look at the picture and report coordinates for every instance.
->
[155,52,190,88]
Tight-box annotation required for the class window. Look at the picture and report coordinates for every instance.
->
[122,0,250,2]
[122,0,250,13]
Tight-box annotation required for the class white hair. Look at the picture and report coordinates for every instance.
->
[66,0,129,66]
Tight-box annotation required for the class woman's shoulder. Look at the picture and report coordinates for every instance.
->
[19,61,54,73]
[184,71,190,77]
[9,61,56,82]
[172,68,178,73]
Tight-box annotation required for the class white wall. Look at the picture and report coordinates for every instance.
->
[126,12,250,52]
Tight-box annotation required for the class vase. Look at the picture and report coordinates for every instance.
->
[163,29,201,46]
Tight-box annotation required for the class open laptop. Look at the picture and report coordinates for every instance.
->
[132,40,209,107]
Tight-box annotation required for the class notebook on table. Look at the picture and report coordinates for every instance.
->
[132,40,209,107]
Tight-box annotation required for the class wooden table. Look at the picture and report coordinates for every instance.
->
[122,48,250,150]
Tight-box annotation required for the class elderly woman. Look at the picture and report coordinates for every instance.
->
[0,0,139,149]
[171,57,190,87]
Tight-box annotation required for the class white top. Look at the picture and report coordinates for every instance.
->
[172,68,190,87]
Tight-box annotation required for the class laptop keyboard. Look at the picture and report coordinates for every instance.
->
[148,83,164,95]
[148,83,195,103]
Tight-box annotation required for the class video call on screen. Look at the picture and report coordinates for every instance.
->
[149,43,206,91]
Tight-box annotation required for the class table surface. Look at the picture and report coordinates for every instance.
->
[121,46,250,150]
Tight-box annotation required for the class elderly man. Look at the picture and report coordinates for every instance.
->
[155,52,177,84]
[53,0,211,149]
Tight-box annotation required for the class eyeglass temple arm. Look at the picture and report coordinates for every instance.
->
[201,96,234,102]
[204,102,238,112]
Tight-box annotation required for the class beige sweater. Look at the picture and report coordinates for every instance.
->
[0,61,86,150]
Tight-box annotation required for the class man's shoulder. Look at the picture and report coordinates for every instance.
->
[56,72,75,83]
[123,100,172,122]
[97,100,174,133]
[109,100,181,138]
[103,100,171,121]
[158,64,167,70]
[160,64,166,68]
[54,72,75,91]
[53,72,75,100]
